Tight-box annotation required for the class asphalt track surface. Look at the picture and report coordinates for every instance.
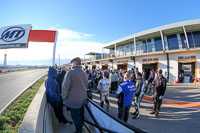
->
[92,83,200,133]
[0,69,47,112]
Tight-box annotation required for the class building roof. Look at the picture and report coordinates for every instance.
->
[85,52,102,55]
[104,19,200,49]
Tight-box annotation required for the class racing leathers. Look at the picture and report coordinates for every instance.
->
[135,78,145,106]
[97,78,111,109]
[152,75,167,117]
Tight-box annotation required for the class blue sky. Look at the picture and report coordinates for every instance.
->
[0,0,200,65]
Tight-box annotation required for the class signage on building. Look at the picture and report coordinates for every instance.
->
[100,61,108,64]
[115,60,128,64]
[0,24,32,49]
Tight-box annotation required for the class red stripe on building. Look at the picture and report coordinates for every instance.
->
[28,30,56,42]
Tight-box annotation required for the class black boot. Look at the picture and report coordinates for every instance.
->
[155,111,159,117]
[150,111,155,114]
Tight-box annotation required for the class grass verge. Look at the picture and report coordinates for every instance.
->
[0,75,46,133]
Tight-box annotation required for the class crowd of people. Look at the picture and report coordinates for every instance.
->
[45,57,167,133]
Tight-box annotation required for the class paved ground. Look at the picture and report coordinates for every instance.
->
[0,69,47,112]
[92,83,200,133]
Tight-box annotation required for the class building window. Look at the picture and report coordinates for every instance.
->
[143,41,147,53]
[143,58,158,62]
[125,45,131,55]
[180,33,187,48]
[191,56,196,59]
[187,32,195,48]
[178,56,196,60]
[154,37,163,51]
[131,43,134,53]
[153,58,158,61]
[178,56,184,60]
[185,56,190,59]
[142,59,148,62]
[136,43,143,54]
[147,39,152,53]
[167,34,179,50]
[117,46,124,57]
[110,49,115,54]
[192,31,200,48]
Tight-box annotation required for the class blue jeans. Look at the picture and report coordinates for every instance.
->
[69,105,85,133]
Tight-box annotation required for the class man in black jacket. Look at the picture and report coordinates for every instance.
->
[132,72,145,119]
[130,68,136,84]
[56,67,67,93]
[134,72,145,106]
[150,69,167,117]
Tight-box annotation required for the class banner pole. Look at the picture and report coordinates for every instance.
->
[52,31,58,66]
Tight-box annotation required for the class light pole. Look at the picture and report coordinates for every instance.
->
[59,54,60,67]
[3,50,7,69]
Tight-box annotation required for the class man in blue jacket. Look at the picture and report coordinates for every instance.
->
[45,67,71,125]
[116,72,135,122]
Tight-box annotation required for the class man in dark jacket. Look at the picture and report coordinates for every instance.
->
[134,72,145,106]
[62,57,88,133]
[86,70,93,99]
[130,68,136,84]
[56,67,67,93]
[132,72,145,119]
[45,67,71,125]
[150,69,167,117]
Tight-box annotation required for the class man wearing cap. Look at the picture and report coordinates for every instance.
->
[150,69,167,117]
[62,57,88,133]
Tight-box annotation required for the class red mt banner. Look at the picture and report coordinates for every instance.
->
[28,30,57,42]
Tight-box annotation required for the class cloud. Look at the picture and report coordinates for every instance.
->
[0,26,105,65]
[49,26,94,42]
[57,41,103,59]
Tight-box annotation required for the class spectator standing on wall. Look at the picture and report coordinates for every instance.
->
[62,57,88,133]
[97,71,111,110]
[116,72,135,122]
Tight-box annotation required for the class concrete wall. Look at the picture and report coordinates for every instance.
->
[19,83,49,133]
